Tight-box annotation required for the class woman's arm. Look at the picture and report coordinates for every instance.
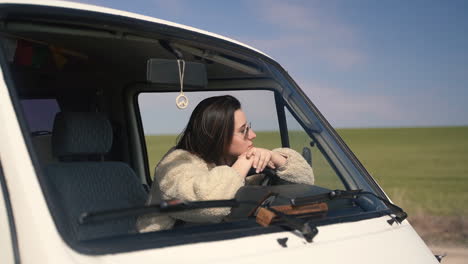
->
[245,147,314,185]
[231,152,254,177]
[155,150,247,223]
[272,148,315,185]
[246,147,286,172]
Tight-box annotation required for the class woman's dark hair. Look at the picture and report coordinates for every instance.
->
[176,95,241,165]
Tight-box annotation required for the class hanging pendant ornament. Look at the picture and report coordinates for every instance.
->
[176,59,189,109]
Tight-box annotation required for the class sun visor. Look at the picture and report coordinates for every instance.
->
[146,59,207,88]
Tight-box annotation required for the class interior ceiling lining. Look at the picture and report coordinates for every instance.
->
[0,20,269,97]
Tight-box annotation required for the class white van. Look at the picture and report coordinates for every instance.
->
[0,1,441,263]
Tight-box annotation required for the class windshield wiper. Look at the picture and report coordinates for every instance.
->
[80,195,325,243]
[79,189,406,244]
[255,189,407,241]
[79,199,244,225]
[290,189,408,224]
[254,194,321,242]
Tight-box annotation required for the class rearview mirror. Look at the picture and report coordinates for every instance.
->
[146,59,207,87]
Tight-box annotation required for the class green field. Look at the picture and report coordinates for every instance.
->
[145,126,468,216]
[338,126,468,216]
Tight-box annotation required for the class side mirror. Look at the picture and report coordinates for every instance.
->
[302,147,312,166]
[146,59,207,88]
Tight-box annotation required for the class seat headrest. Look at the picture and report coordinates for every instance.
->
[52,112,113,157]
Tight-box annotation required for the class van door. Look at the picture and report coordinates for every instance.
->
[0,164,18,264]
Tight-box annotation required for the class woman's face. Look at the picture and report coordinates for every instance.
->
[227,109,256,157]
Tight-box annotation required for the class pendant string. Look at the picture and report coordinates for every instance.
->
[176,59,189,109]
[177,59,185,94]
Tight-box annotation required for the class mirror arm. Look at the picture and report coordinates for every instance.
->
[159,40,183,59]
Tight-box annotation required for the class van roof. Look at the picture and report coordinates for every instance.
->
[0,0,270,58]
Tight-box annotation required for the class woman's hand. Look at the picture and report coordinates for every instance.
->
[246,147,287,173]
[231,152,254,178]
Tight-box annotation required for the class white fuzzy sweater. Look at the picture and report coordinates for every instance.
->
[136,148,314,232]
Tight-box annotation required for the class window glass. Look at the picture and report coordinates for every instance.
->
[265,62,378,193]
[20,99,60,133]
[285,109,345,190]
[138,90,280,178]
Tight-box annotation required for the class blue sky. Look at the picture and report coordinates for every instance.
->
[76,0,468,129]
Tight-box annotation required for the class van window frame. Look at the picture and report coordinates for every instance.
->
[130,86,286,186]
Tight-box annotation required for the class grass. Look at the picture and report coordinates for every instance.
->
[336,126,468,245]
[337,126,468,216]
[145,126,468,217]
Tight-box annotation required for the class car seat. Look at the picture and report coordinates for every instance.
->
[31,131,56,165]
[43,112,147,241]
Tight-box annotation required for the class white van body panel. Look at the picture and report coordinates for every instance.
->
[88,217,437,264]
[0,175,15,264]
[0,1,438,263]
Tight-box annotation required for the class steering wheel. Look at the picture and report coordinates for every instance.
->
[259,168,295,186]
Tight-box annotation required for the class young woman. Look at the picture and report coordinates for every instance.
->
[137,95,314,232]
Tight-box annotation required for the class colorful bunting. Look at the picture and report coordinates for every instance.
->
[1,36,87,70]
[49,45,68,69]
[14,39,34,66]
